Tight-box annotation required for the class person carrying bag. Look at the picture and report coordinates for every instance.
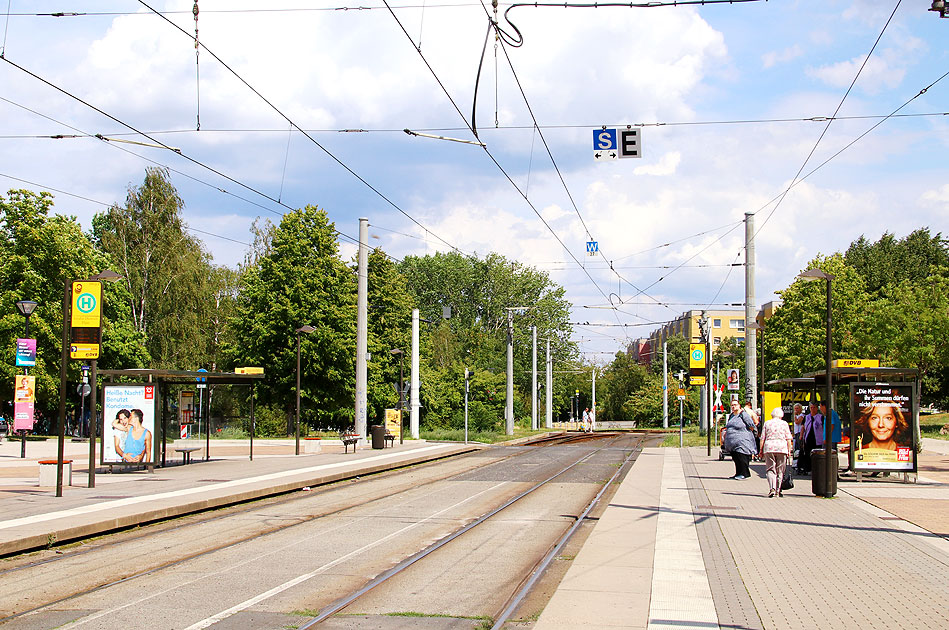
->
[759,407,794,497]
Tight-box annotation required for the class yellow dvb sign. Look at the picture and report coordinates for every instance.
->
[831,359,880,368]
[71,281,102,328]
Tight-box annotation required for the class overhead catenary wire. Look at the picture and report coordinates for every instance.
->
[383,0,641,339]
[137,0,471,258]
[752,0,903,237]
[0,93,379,258]
[0,172,252,247]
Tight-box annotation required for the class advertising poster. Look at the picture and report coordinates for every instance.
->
[850,382,915,472]
[385,409,401,436]
[103,384,156,464]
[13,375,35,431]
[15,338,36,367]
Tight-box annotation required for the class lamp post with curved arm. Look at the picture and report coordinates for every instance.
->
[295,325,315,455]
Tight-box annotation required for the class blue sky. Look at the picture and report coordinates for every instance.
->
[2,1,947,359]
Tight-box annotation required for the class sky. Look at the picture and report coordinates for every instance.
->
[2,0,947,362]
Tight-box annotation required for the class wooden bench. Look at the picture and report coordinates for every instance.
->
[383,431,396,447]
[339,428,359,453]
[174,446,202,464]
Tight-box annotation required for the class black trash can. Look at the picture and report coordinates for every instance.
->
[811,448,838,496]
[370,424,385,450]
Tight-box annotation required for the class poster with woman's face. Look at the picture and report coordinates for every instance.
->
[850,382,915,471]
[103,384,156,464]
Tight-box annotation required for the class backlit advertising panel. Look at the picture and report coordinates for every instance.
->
[102,384,156,464]
[850,382,916,472]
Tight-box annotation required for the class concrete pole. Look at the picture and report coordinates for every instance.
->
[591,367,596,431]
[745,212,757,406]
[662,341,668,429]
[545,338,552,428]
[355,218,368,441]
[506,310,514,435]
[410,308,420,439]
[531,326,537,431]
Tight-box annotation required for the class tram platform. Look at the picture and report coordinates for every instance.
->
[534,440,949,630]
[0,436,479,557]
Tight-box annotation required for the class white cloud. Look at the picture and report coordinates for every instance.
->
[762,44,803,69]
[633,152,681,176]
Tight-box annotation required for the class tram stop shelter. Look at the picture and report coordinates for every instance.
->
[764,363,920,480]
[95,369,264,478]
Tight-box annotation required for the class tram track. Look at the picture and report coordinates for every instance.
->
[296,431,654,629]
[0,432,609,625]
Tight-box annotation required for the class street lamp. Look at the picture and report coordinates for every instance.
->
[14,299,38,458]
[295,325,315,455]
[798,268,835,498]
[390,349,404,444]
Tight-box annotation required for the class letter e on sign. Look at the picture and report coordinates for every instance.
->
[619,129,641,158]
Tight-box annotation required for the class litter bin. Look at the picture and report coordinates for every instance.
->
[811,448,838,497]
[370,424,385,450]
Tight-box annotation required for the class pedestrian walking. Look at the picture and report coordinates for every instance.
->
[759,407,793,497]
[724,400,757,480]
[792,402,804,464]
[798,401,824,475]
[744,400,760,460]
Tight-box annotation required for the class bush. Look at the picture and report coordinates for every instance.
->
[253,405,290,438]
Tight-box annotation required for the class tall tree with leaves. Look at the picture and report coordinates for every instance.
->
[0,189,146,417]
[92,167,214,368]
[225,206,356,428]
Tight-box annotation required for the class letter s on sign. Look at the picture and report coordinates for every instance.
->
[596,131,613,150]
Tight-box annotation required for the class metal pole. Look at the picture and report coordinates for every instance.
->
[410,309,420,439]
[464,368,469,444]
[399,353,404,444]
[663,341,668,429]
[545,338,552,429]
[56,279,70,497]
[295,331,301,455]
[250,383,255,461]
[355,217,368,442]
[506,310,514,435]
[88,359,97,487]
[21,314,30,459]
[591,367,596,432]
[824,276,835,498]
[531,326,537,431]
[707,337,712,456]
[679,398,684,448]
[203,386,209,461]
[745,212,757,405]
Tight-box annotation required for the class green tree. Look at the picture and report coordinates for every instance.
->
[92,167,215,368]
[398,251,574,427]
[225,206,356,429]
[762,254,871,381]
[366,248,414,424]
[0,189,146,420]
[844,229,949,296]
[600,351,649,421]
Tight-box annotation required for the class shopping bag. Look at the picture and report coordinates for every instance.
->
[781,468,793,490]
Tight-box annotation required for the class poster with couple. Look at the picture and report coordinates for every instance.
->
[850,382,916,472]
[102,384,156,464]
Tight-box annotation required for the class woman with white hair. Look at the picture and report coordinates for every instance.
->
[758,407,793,497]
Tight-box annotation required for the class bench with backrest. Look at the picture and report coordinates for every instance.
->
[339,427,359,453]
[383,429,396,447]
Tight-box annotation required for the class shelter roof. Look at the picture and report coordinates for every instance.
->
[98,369,263,386]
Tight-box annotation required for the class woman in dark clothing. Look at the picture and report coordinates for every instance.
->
[724,399,757,479]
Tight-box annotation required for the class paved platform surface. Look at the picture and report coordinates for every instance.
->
[0,436,478,556]
[3,435,949,629]
[536,439,949,629]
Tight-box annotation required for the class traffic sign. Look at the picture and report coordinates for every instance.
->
[70,343,99,360]
[76,383,92,397]
[71,281,102,328]
[586,241,598,256]
[689,344,706,369]
[677,388,685,400]
[593,127,642,160]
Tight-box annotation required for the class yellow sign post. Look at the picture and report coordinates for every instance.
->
[71,281,101,328]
